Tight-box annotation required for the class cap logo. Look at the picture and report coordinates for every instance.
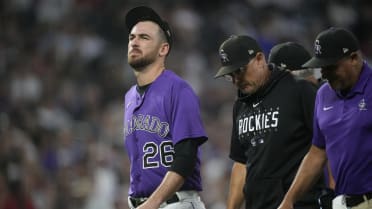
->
[343,48,349,54]
[314,39,322,55]
[248,49,255,55]
[280,63,287,68]
[219,49,230,63]
[166,30,171,37]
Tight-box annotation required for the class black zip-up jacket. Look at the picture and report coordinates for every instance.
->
[229,67,325,209]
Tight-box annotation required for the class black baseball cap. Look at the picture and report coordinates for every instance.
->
[302,27,359,68]
[268,42,311,70]
[215,35,262,78]
[125,6,173,49]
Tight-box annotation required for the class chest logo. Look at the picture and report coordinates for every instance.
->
[323,106,333,111]
[252,100,262,108]
[358,99,367,111]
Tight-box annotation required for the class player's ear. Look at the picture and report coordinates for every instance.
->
[159,43,170,57]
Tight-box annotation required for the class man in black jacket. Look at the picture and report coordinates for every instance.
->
[268,42,324,87]
[214,35,325,209]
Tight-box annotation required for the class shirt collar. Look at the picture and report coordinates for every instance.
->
[336,61,372,98]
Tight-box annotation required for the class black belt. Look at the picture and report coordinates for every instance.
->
[345,192,372,207]
[129,194,179,208]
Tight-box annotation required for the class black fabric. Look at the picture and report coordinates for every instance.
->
[169,138,206,178]
[345,192,372,207]
[303,27,359,68]
[129,197,147,208]
[268,42,311,70]
[228,67,326,209]
[136,83,151,95]
[318,188,335,209]
[129,193,179,208]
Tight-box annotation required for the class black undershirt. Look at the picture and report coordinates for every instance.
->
[136,83,151,95]
[170,137,206,178]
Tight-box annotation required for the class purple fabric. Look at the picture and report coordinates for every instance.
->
[312,62,372,195]
[123,70,207,197]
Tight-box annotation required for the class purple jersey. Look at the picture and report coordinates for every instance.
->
[312,62,372,195]
[123,70,207,197]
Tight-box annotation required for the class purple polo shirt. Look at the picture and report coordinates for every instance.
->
[123,70,207,197]
[313,62,372,195]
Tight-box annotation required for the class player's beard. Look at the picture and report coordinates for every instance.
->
[128,53,157,71]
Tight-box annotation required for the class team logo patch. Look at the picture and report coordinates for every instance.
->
[358,99,367,111]
[219,49,230,64]
[314,39,321,55]
[342,48,349,54]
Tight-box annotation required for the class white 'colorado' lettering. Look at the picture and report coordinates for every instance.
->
[124,114,170,138]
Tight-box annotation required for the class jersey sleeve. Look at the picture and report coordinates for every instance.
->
[229,102,247,164]
[169,83,207,144]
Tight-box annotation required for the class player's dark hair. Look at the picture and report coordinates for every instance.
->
[157,27,170,56]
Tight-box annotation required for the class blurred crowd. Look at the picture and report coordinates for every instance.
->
[0,0,371,209]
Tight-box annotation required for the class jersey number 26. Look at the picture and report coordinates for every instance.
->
[143,141,174,168]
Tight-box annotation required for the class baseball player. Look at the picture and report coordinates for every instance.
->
[123,6,208,209]
[214,35,326,209]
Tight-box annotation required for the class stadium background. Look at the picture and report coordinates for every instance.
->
[0,0,371,209]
